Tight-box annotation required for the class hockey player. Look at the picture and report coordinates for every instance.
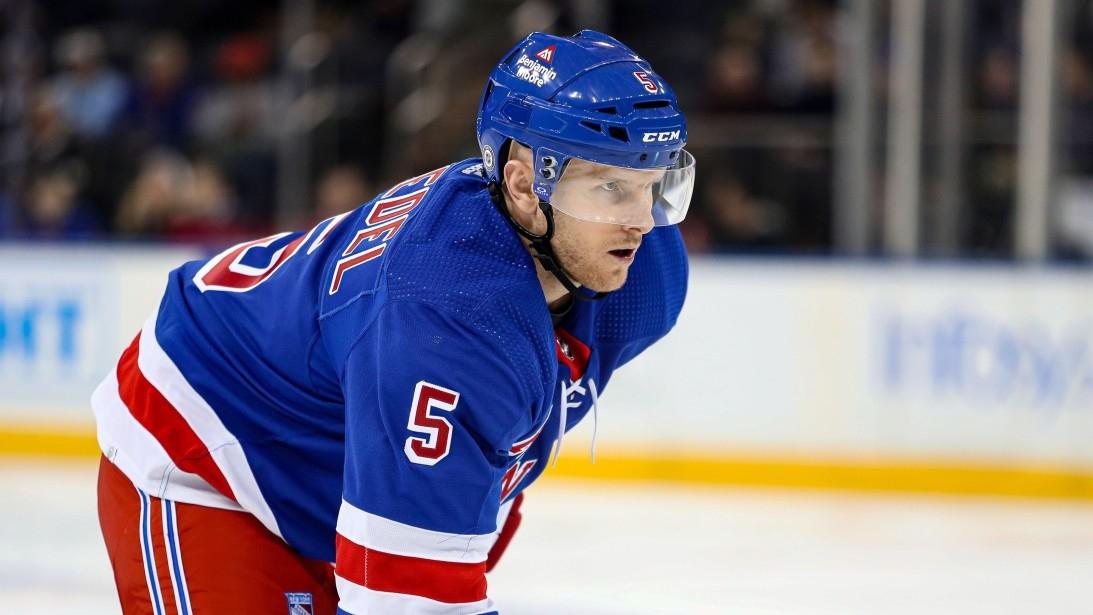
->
[94,30,694,614]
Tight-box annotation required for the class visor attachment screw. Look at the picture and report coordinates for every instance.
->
[540,166,556,179]
[542,156,557,168]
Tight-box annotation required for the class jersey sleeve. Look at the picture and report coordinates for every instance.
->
[333,299,539,615]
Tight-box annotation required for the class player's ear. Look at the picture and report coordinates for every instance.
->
[501,155,546,234]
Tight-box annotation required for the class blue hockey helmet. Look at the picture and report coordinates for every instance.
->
[476,30,695,228]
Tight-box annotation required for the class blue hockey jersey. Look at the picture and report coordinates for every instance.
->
[92,158,688,613]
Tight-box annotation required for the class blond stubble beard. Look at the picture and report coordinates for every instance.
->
[549,212,631,293]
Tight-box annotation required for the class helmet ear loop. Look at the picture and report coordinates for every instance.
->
[536,199,555,239]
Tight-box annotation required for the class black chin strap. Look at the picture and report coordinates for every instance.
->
[487,180,607,302]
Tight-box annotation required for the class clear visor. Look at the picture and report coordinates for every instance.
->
[548,149,696,227]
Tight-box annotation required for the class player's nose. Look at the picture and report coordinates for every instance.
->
[623,213,655,235]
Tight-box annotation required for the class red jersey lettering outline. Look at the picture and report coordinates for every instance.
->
[509,420,546,457]
[500,460,536,501]
[195,232,307,293]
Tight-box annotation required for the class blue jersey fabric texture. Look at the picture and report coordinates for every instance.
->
[153,158,688,562]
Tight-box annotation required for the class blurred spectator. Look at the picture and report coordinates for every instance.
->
[769,142,833,251]
[703,40,768,113]
[383,35,494,179]
[22,86,88,181]
[977,44,1019,110]
[0,191,19,237]
[18,170,101,239]
[700,169,788,251]
[767,0,836,112]
[193,32,277,149]
[121,32,201,149]
[116,150,247,244]
[48,28,129,139]
[163,158,247,244]
[314,165,372,222]
[701,2,836,115]
[966,145,1016,255]
[1062,48,1093,177]
[192,32,279,222]
[115,149,192,237]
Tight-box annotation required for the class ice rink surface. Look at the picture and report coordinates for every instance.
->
[4,459,1093,615]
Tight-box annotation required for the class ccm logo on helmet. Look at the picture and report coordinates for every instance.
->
[642,130,680,143]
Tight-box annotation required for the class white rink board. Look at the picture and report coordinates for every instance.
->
[3,247,1092,468]
[583,260,1093,467]
[0,244,201,423]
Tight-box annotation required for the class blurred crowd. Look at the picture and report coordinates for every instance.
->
[0,0,402,245]
[0,0,1091,259]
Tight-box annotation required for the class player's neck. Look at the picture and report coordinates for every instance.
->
[536,262,573,311]
[515,234,575,310]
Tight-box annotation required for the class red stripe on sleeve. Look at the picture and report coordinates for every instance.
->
[335,533,487,604]
[116,334,237,502]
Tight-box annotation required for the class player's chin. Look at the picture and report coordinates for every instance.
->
[580,266,630,293]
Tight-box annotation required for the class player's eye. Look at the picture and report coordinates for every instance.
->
[601,181,619,193]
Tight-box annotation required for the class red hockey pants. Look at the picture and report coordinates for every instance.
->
[97,456,338,615]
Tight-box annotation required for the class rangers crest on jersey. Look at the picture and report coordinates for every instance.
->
[285,592,314,615]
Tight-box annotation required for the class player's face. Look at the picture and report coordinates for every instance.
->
[550,159,659,292]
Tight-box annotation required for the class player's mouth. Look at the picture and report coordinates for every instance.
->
[608,247,638,262]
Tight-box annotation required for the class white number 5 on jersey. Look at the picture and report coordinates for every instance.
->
[404,381,460,466]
